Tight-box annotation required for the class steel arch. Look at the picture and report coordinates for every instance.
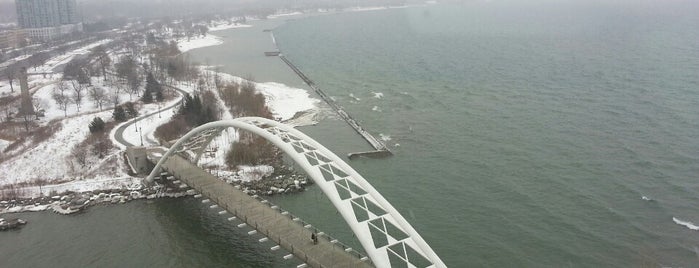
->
[146,117,446,268]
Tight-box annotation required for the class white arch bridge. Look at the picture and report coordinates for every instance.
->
[146,117,446,268]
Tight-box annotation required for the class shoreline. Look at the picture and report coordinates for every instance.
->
[0,4,420,215]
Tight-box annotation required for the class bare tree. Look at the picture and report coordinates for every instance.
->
[91,45,111,82]
[52,92,71,117]
[115,55,137,81]
[4,64,17,92]
[70,80,85,112]
[28,52,51,72]
[197,77,206,93]
[56,80,68,97]
[1,107,12,122]
[213,66,222,89]
[89,86,107,111]
[109,80,123,109]
[32,97,47,119]
[71,145,87,167]
[127,71,140,100]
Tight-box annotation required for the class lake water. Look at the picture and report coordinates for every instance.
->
[2,2,699,267]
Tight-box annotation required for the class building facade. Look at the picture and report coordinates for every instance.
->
[0,29,26,49]
[15,0,81,42]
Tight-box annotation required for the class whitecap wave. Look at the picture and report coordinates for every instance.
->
[372,106,382,112]
[673,217,699,231]
[349,93,361,101]
[372,92,384,99]
[641,196,652,201]
[379,133,391,141]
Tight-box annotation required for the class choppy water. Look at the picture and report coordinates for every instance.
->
[2,2,699,267]
[273,2,699,266]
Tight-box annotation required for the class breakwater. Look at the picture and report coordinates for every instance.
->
[279,55,391,158]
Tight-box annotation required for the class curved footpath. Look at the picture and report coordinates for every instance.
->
[113,85,186,147]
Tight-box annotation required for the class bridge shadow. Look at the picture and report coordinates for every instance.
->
[151,198,290,267]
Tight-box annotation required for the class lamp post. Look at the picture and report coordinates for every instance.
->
[139,127,144,146]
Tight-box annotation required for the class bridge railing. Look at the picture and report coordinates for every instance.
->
[248,194,373,265]
[194,185,372,266]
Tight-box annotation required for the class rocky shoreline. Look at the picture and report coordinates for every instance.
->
[0,169,312,218]
[220,173,311,196]
[0,184,196,216]
[0,218,27,231]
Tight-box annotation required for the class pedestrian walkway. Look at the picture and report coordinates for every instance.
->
[158,154,373,268]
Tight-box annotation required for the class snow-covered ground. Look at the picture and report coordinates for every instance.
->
[177,34,224,53]
[267,12,304,19]
[213,71,320,121]
[0,39,112,98]
[0,75,57,98]
[0,110,114,184]
[0,16,320,200]
[176,23,250,53]
[33,39,112,74]
[0,139,10,152]
[208,23,252,32]
[35,77,134,122]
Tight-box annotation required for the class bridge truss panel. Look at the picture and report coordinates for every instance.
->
[146,117,446,268]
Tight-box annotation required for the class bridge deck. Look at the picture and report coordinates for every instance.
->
[158,154,373,268]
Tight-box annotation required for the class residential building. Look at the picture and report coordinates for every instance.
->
[0,28,26,49]
[15,0,81,42]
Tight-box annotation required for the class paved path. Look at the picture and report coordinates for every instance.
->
[113,85,186,147]
[157,154,373,268]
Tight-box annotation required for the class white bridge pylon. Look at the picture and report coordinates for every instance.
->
[146,117,446,268]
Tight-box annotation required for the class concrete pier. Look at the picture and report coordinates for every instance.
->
[155,154,373,268]
[279,55,391,158]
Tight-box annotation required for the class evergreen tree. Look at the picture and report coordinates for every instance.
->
[143,72,164,103]
[177,93,216,126]
[155,89,164,102]
[141,89,153,103]
[89,117,106,133]
[113,106,127,122]
[125,102,138,118]
[77,67,91,85]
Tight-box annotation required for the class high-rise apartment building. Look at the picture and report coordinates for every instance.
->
[15,0,82,42]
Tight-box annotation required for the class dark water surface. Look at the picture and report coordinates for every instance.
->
[273,2,699,266]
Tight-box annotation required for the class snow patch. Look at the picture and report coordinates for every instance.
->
[209,23,252,32]
[237,165,274,182]
[0,111,114,184]
[0,177,142,199]
[268,12,303,19]
[177,34,223,53]
[213,72,320,121]
[34,39,112,73]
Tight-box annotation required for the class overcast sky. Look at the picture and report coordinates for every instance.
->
[0,0,415,23]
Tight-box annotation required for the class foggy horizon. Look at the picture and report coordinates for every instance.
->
[0,0,418,23]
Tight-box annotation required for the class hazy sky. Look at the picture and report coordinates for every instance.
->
[0,0,414,22]
[2,0,695,24]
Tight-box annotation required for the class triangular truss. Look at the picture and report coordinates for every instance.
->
[147,117,446,268]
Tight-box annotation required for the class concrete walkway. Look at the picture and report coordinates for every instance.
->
[157,154,373,268]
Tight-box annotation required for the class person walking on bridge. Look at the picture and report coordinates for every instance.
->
[311,232,318,245]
